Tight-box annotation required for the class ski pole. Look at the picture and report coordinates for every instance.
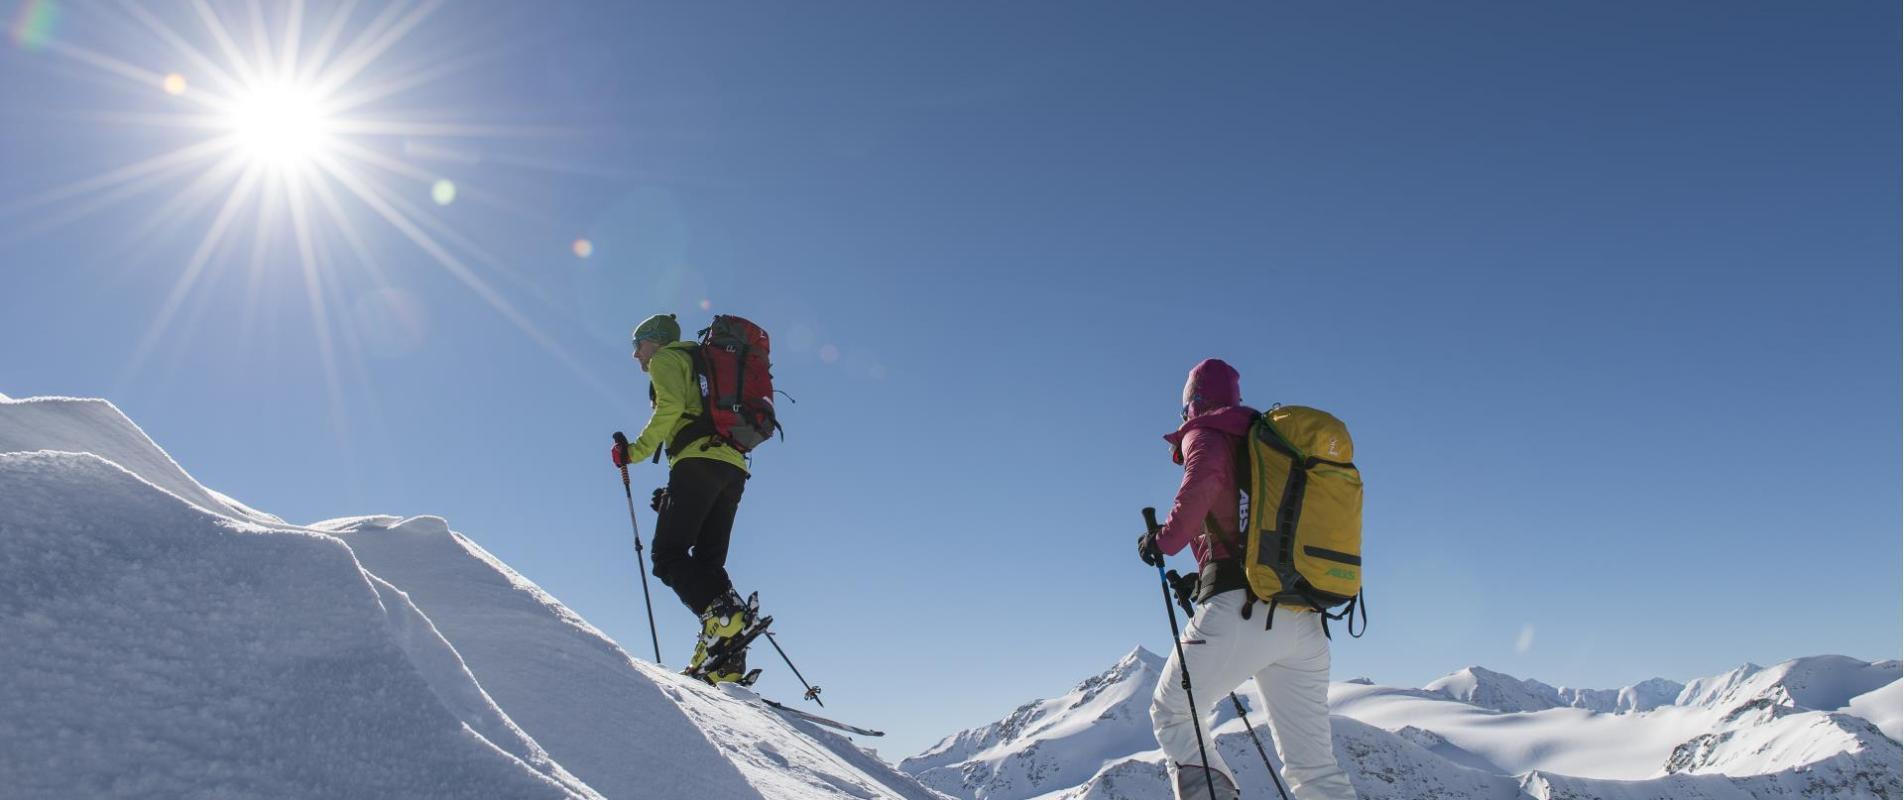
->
[613,431,663,665]
[1145,507,1221,800]
[1230,694,1291,800]
[1167,571,1290,800]
[762,630,825,706]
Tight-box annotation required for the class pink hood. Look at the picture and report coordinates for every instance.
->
[1164,406,1258,465]
[1181,358,1240,417]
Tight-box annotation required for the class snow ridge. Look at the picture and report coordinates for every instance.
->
[0,452,596,799]
[0,396,280,523]
[2,395,942,800]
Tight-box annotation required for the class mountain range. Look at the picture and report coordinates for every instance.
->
[903,648,1900,800]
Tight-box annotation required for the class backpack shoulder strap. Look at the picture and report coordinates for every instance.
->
[667,344,719,458]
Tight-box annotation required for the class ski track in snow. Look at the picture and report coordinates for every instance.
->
[0,396,946,800]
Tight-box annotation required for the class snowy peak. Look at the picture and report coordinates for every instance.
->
[1604,677,1687,713]
[1678,662,1766,708]
[1081,647,1166,705]
[1424,656,1898,719]
[899,647,1167,800]
[1680,655,1901,715]
[1424,666,1686,714]
[1553,676,1686,714]
[1424,665,1566,713]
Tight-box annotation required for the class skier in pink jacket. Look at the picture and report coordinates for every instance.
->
[1140,359,1358,800]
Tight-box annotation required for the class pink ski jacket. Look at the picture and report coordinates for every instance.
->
[1157,359,1257,569]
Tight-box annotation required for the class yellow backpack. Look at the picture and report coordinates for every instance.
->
[1240,405,1366,636]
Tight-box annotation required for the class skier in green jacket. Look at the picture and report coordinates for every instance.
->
[611,313,757,683]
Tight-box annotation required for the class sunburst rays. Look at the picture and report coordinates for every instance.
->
[5,0,619,428]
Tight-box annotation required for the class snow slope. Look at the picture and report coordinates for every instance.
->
[0,452,596,799]
[313,513,943,800]
[902,648,1193,800]
[0,397,279,523]
[1,396,943,800]
[908,651,1902,800]
[1845,680,1903,742]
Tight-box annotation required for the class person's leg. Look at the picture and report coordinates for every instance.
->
[685,462,747,606]
[1150,590,1263,800]
[649,459,723,612]
[1253,608,1357,800]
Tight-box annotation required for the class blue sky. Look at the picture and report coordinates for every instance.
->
[2,1,1897,757]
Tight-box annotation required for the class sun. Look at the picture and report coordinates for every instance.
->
[225,82,333,169]
[6,1,622,415]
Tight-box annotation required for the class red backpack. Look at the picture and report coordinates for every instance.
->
[667,315,783,457]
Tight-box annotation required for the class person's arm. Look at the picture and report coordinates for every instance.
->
[626,349,695,463]
[1156,428,1232,556]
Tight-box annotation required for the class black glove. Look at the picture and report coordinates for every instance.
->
[1138,531,1163,567]
[650,487,669,513]
[1167,569,1199,615]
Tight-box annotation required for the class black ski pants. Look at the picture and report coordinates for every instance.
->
[651,456,748,614]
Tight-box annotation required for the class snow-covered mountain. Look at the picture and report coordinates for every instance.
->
[907,648,1901,800]
[902,647,1174,800]
[1425,666,1685,715]
[0,395,945,800]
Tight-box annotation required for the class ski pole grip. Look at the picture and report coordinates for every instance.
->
[1142,507,1160,534]
[612,431,632,486]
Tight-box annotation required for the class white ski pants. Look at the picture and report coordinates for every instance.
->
[1150,589,1357,800]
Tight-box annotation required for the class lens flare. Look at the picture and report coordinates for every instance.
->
[161,73,187,96]
[9,0,59,51]
[431,179,456,206]
[572,238,593,259]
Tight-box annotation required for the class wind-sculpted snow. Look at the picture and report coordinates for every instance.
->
[315,513,943,800]
[0,452,596,799]
[908,651,1903,800]
[1,395,945,799]
[0,397,282,523]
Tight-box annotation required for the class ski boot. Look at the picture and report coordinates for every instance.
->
[685,591,768,685]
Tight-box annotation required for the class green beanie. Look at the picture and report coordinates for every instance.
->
[631,313,681,347]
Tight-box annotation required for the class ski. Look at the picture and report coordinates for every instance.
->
[717,683,884,737]
[759,697,885,737]
[682,614,773,684]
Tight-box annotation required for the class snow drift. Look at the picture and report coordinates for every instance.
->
[0,396,943,800]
